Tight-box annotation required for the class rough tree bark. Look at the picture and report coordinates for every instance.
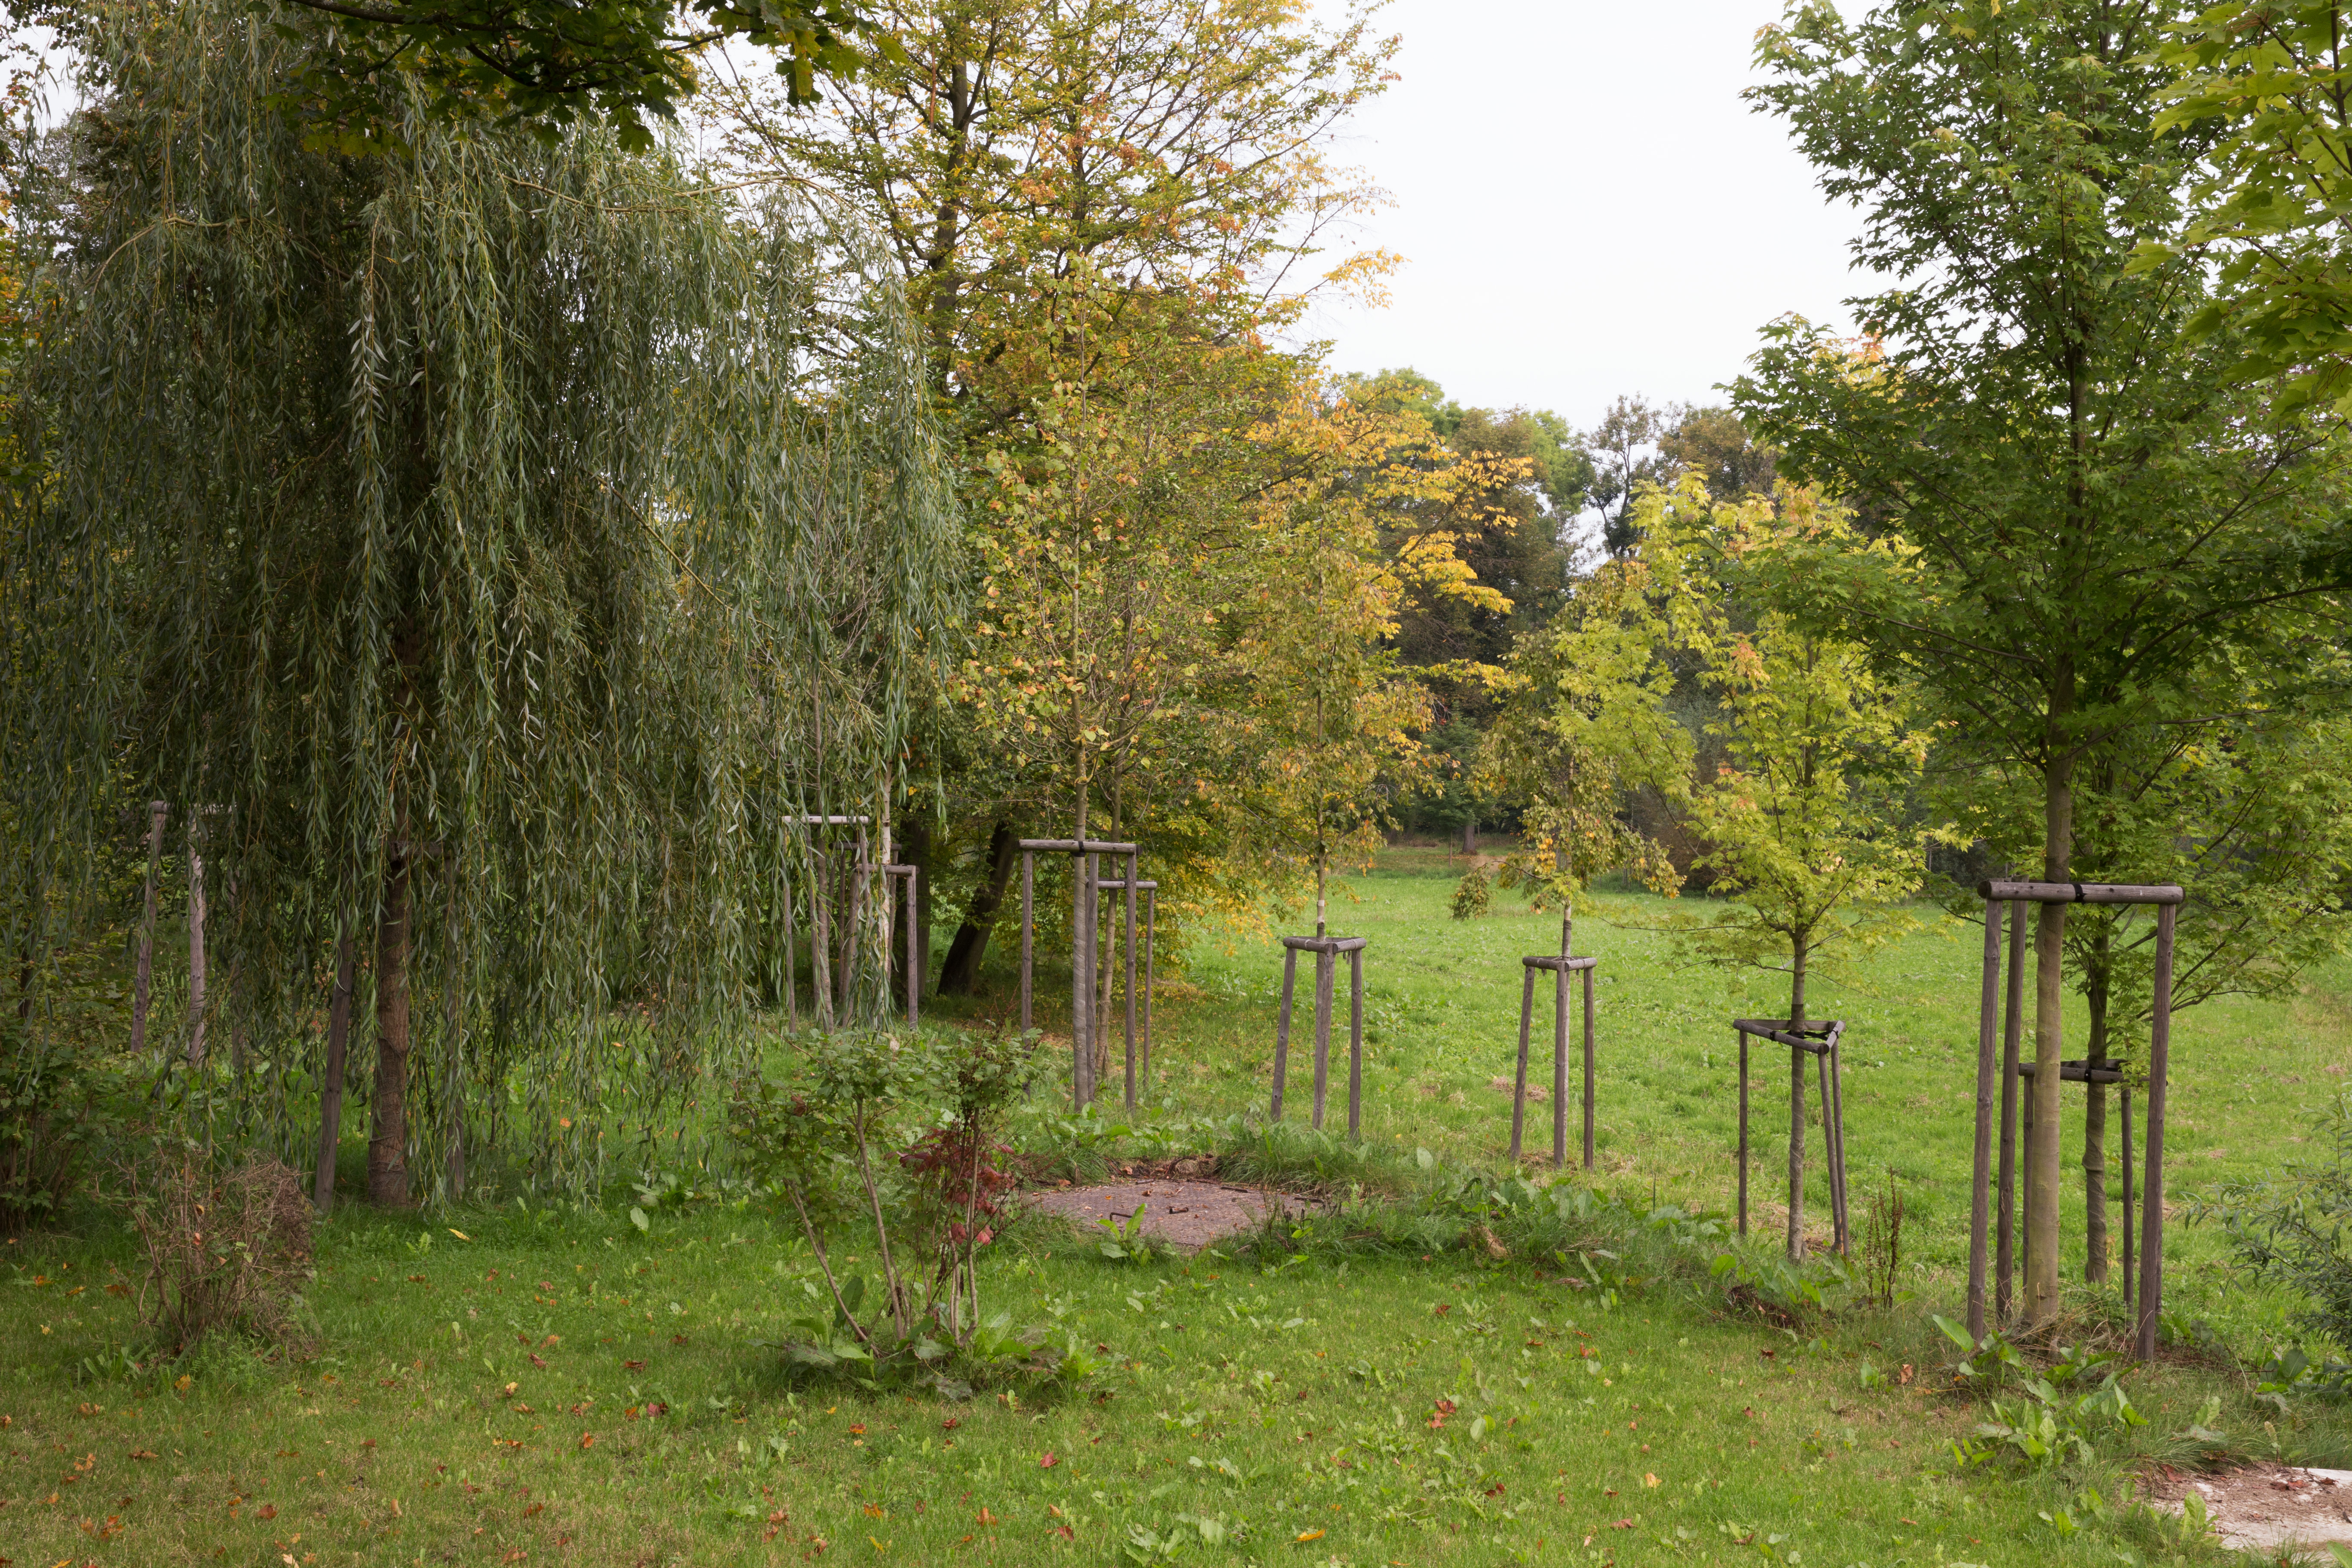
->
[937,821,1016,995]
[367,844,412,1206]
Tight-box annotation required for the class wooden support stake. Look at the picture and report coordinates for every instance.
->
[1551,960,1570,1170]
[1997,898,2027,1322]
[1510,965,1535,1161]
[905,867,919,1029]
[1581,965,1596,1170]
[2121,1079,2135,1313]
[1019,851,1035,1036]
[1123,851,1137,1111]
[1968,899,2002,1340]
[1142,888,1155,1089]
[1272,946,1298,1120]
[1073,849,1094,1109]
[129,802,166,1061]
[1787,1032,1806,1261]
[1736,1028,1749,1237]
[1347,946,1364,1139]
[1310,948,1335,1130]
[1818,1044,1849,1253]
[2137,902,2175,1361]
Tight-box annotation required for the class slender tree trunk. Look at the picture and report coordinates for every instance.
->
[937,822,1016,996]
[128,803,166,1060]
[1460,816,1476,856]
[2082,922,2111,1284]
[313,919,356,1212]
[368,845,413,1206]
[2025,698,2076,1325]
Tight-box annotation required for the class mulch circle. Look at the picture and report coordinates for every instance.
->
[2152,1463,2352,1553]
[1024,1163,1324,1251]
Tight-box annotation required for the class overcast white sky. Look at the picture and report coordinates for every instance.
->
[1302,0,1874,429]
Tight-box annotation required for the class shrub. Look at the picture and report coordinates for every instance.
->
[2193,1090,2352,1347]
[120,1146,313,1353]
[0,1035,119,1233]
[1449,863,1491,920]
[731,1026,1060,1388]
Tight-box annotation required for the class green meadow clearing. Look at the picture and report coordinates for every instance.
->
[4,848,2348,1568]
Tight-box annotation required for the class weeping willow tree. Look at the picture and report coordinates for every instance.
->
[4,0,957,1207]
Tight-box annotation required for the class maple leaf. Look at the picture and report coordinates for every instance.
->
[1038,1452,1057,1468]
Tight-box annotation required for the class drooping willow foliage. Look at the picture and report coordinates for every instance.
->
[3,0,958,1205]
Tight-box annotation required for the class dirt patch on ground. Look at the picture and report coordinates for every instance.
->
[1024,1179,1322,1251]
[2152,1464,2352,1553]
[1487,1075,1549,1102]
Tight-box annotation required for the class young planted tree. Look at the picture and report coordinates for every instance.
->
[1480,548,1691,907]
[1960,649,2352,1280]
[1226,391,1497,935]
[1636,478,1937,1025]
[9,0,953,1204]
[1739,0,2352,1326]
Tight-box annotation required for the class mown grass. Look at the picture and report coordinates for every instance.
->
[5,845,2351,1567]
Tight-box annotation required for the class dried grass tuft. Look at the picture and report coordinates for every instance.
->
[120,1146,313,1354]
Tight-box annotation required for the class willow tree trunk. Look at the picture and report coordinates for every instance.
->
[2024,714,2075,1326]
[368,845,413,1206]
[937,822,1016,995]
[313,920,356,1212]
[186,838,208,1067]
[2082,923,2112,1284]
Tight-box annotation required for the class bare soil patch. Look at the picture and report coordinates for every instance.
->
[1024,1177,1323,1251]
[2152,1464,2352,1553]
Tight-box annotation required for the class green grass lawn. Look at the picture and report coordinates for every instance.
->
[6,847,2350,1567]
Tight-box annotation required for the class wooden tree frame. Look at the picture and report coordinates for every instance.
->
[1965,879,2180,1360]
[1732,1017,1852,1259]
[1271,935,1367,1136]
[1509,909,1599,1169]
[1017,837,1141,1110]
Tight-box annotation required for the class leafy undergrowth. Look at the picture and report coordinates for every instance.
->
[7,1196,2343,1567]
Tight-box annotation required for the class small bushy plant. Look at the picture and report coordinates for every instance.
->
[731,1026,1067,1390]
[119,1145,313,1354]
[1449,863,1491,920]
[2192,1091,2352,1349]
